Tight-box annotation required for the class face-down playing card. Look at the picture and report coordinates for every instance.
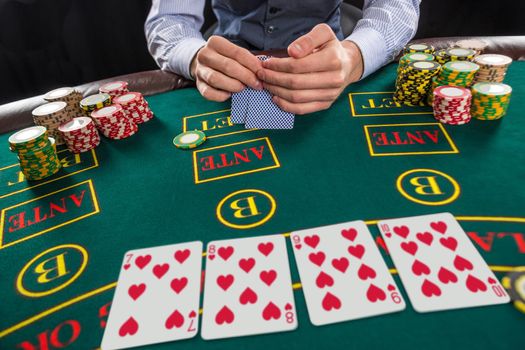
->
[101,241,203,350]
[201,234,297,340]
[377,213,509,313]
[291,220,406,326]
[231,87,251,124]
[245,55,295,129]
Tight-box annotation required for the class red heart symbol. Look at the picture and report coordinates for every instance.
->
[453,255,473,271]
[239,258,256,273]
[135,255,151,269]
[165,309,184,329]
[421,279,442,297]
[239,287,258,305]
[189,310,197,318]
[304,235,320,249]
[393,226,410,239]
[262,302,281,320]
[218,246,234,261]
[208,254,215,260]
[123,263,131,270]
[412,259,431,276]
[488,277,497,284]
[260,270,277,286]
[466,274,487,293]
[331,257,349,273]
[258,242,274,256]
[366,284,386,302]
[341,228,358,241]
[385,232,392,238]
[322,292,341,311]
[316,271,334,288]
[174,249,191,264]
[153,263,169,279]
[358,263,377,280]
[285,303,292,311]
[308,251,326,267]
[416,232,433,246]
[128,283,146,301]
[215,306,234,325]
[437,267,458,284]
[387,284,396,291]
[119,316,139,337]
[170,277,188,294]
[439,237,458,251]
[430,221,447,234]
[348,244,365,259]
[217,274,234,291]
[400,241,418,256]
[295,244,302,250]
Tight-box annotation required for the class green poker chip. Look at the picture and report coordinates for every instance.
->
[173,130,206,150]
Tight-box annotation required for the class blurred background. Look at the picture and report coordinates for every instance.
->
[0,0,523,104]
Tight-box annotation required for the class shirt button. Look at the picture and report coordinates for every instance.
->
[267,25,275,34]
[269,7,280,14]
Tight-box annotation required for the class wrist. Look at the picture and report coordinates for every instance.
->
[190,48,203,80]
[341,40,364,83]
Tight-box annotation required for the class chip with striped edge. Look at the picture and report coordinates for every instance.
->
[502,267,525,313]
[173,130,207,150]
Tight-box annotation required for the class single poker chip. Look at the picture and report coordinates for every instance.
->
[80,93,112,112]
[173,130,206,150]
[99,81,129,97]
[404,43,435,54]
[445,48,476,61]
[502,267,525,313]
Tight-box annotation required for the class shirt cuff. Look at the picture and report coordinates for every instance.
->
[345,28,388,79]
[168,37,207,80]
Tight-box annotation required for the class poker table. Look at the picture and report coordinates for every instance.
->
[1,61,524,350]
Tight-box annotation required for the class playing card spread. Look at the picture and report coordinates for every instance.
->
[201,234,298,340]
[377,213,510,313]
[291,220,406,326]
[101,241,203,350]
[230,87,251,124]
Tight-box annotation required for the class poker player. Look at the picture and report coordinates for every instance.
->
[145,1,420,115]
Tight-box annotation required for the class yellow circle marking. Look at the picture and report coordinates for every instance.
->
[396,168,460,206]
[16,244,88,298]
[216,189,276,229]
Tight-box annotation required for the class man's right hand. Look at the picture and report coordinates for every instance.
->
[190,36,263,102]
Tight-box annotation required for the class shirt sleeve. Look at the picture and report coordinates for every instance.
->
[344,0,421,79]
[144,0,207,80]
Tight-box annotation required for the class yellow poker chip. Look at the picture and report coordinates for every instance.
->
[173,130,206,150]
[502,267,525,313]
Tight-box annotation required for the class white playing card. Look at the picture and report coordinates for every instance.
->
[231,87,251,124]
[377,213,510,313]
[291,220,405,326]
[201,234,297,340]
[245,56,295,130]
[101,241,203,350]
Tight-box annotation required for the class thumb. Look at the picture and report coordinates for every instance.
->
[288,23,336,58]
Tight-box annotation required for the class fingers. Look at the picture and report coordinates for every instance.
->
[207,36,263,73]
[257,69,345,90]
[273,96,332,115]
[264,83,340,103]
[196,79,231,102]
[288,23,336,58]
[196,66,245,93]
[262,47,342,74]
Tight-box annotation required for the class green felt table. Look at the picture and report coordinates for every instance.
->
[1,62,524,350]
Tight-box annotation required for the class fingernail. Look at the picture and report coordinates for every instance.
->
[293,43,303,53]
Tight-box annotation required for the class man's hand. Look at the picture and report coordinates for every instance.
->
[258,24,364,115]
[191,36,263,102]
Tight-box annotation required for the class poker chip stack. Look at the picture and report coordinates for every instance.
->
[502,267,525,314]
[472,54,513,84]
[91,104,138,139]
[80,93,112,115]
[8,126,61,181]
[58,117,101,153]
[99,81,129,99]
[434,49,450,65]
[113,92,154,124]
[403,43,435,55]
[455,39,488,55]
[31,102,74,145]
[432,86,472,125]
[445,48,477,62]
[470,82,512,120]
[397,53,435,75]
[394,61,441,106]
[427,61,479,105]
[44,87,83,114]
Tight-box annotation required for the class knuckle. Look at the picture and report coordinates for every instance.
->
[317,23,332,35]
[287,76,299,89]
[333,73,346,86]
[207,72,219,86]
[330,57,342,70]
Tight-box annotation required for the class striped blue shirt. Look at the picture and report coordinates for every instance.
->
[145,0,420,80]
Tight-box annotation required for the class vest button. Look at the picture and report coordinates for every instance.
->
[267,25,275,34]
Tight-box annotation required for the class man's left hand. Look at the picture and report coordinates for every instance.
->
[257,23,364,115]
